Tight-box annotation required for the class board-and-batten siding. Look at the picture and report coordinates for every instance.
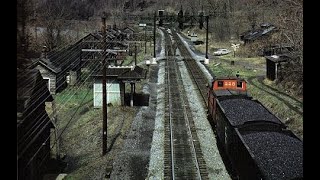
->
[93,79,121,108]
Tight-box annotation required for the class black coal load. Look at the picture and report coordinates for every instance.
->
[241,131,303,180]
[219,98,282,126]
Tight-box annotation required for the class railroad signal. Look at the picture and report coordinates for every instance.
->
[178,6,184,29]
[158,10,164,26]
[199,12,204,29]
[231,43,240,57]
[159,19,163,27]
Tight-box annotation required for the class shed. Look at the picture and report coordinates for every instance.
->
[32,34,88,94]
[91,65,147,107]
[265,53,295,81]
[190,33,198,42]
[17,68,54,180]
[123,27,135,40]
[240,23,277,44]
[81,32,129,66]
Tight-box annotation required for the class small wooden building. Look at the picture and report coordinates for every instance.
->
[240,23,277,44]
[265,54,294,81]
[17,68,54,180]
[33,30,131,94]
[123,27,135,40]
[81,33,129,66]
[33,37,84,94]
[92,65,147,107]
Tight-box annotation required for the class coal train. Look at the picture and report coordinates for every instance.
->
[207,77,303,180]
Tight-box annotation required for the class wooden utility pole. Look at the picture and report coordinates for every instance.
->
[205,16,209,59]
[144,26,147,54]
[153,12,156,59]
[135,42,137,65]
[102,16,107,156]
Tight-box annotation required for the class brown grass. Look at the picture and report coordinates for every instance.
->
[53,85,139,179]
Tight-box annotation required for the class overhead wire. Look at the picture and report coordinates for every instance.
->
[18,53,126,162]
[18,41,111,123]
[18,28,132,172]
[18,39,90,92]
[21,58,122,171]
[17,57,100,147]
[17,38,112,147]
[16,36,111,145]
[18,56,102,157]
[23,31,91,70]
[18,30,112,88]
[34,62,135,168]
[18,58,102,159]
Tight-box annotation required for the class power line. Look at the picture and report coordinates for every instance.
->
[21,59,102,165]
[16,44,111,151]
[18,20,136,173]
[18,29,124,157]
[33,65,122,170]
[18,60,102,158]
[18,42,115,123]
[17,58,101,152]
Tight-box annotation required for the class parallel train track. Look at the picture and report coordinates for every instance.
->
[171,30,210,106]
[162,28,209,180]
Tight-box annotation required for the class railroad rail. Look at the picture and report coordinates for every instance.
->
[171,30,210,106]
[162,28,209,180]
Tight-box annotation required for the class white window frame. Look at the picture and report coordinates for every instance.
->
[43,77,51,91]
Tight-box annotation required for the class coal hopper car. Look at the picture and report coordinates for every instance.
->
[207,77,303,180]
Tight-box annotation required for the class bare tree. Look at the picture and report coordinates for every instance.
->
[38,0,71,50]
[17,0,33,57]
[276,0,303,94]
[17,0,36,69]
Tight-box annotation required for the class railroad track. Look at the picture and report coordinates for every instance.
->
[171,30,210,106]
[162,28,209,180]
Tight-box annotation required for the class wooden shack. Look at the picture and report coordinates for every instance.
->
[81,32,129,67]
[92,65,147,107]
[123,27,135,40]
[265,53,295,81]
[33,37,83,94]
[240,23,277,44]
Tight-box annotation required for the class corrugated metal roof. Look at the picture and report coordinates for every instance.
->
[265,53,298,63]
[241,24,276,41]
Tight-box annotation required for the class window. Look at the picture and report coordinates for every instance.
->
[218,81,224,87]
[237,81,242,88]
[43,78,50,91]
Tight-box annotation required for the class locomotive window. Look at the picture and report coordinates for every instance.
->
[218,81,224,87]
[237,81,242,88]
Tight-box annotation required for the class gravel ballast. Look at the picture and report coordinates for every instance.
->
[147,61,166,179]
[110,66,159,179]
[178,61,231,180]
